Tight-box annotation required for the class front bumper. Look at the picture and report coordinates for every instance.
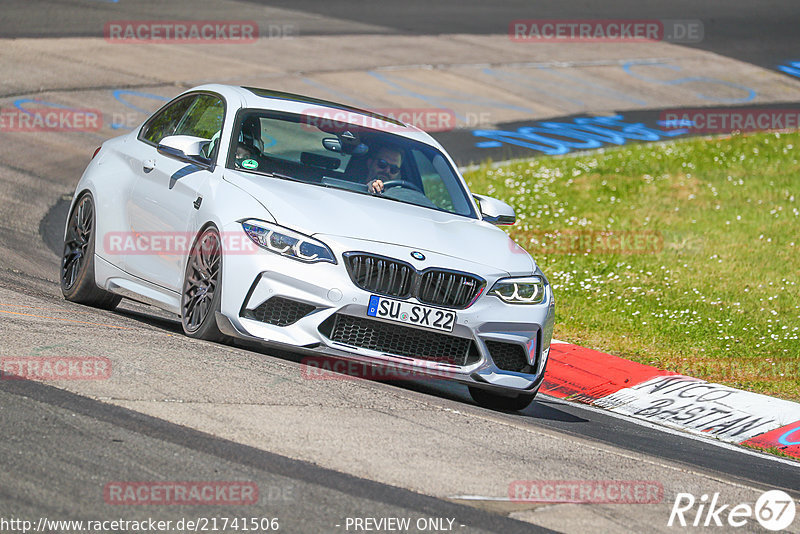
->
[219,226,555,393]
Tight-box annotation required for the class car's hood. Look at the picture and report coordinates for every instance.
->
[224,172,535,274]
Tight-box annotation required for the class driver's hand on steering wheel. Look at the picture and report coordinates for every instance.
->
[368,179,384,194]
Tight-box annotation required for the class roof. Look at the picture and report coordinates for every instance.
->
[241,87,405,127]
[183,83,442,147]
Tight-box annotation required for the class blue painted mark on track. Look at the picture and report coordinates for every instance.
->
[13,99,77,113]
[481,68,587,108]
[472,114,688,156]
[622,61,756,103]
[111,90,170,129]
[657,119,695,129]
[777,61,800,78]
[534,67,648,106]
[113,90,169,114]
[367,70,533,121]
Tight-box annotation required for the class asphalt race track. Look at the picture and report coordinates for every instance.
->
[1,2,799,533]
[2,0,797,68]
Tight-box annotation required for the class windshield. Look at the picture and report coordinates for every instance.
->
[225,110,477,218]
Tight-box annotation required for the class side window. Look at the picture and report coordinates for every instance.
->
[139,96,195,145]
[174,95,225,140]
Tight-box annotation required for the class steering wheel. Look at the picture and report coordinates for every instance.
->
[381,180,424,195]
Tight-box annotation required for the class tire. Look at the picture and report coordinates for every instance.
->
[180,226,227,342]
[468,386,537,412]
[60,193,121,310]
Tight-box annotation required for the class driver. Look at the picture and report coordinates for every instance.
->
[366,145,402,194]
[235,143,257,162]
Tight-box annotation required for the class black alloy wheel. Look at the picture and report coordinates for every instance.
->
[60,193,121,309]
[181,226,227,341]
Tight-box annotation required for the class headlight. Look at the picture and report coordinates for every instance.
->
[241,219,336,264]
[489,276,546,304]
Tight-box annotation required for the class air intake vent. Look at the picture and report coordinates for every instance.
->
[485,340,531,373]
[320,313,479,366]
[243,297,316,326]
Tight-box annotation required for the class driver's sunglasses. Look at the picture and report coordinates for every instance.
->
[376,159,401,175]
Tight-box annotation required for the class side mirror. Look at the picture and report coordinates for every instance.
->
[157,135,213,169]
[473,194,516,225]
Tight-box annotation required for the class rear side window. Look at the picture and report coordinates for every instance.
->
[139,96,195,145]
[139,93,225,146]
[173,95,225,140]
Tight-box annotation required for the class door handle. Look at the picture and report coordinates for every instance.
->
[143,159,156,172]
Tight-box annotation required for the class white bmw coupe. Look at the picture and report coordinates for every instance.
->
[61,84,555,410]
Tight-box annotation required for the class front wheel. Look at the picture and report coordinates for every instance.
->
[468,386,537,412]
[60,193,121,310]
[180,226,227,342]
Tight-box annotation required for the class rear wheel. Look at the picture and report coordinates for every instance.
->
[60,193,121,310]
[181,226,227,342]
[469,386,536,412]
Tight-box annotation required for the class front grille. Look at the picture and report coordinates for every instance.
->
[345,254,413,298]
[486,341,531,373]
[321,314,478,366]
[344,253,484,309]
[243,297,316,326]
[418,270,483,308]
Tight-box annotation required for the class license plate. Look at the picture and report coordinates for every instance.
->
[367,295,456,332]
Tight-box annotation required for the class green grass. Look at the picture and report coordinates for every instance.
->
[742,443,800,462]
[464,132,800,401]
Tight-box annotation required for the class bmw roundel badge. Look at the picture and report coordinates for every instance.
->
[411,251,425,261]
